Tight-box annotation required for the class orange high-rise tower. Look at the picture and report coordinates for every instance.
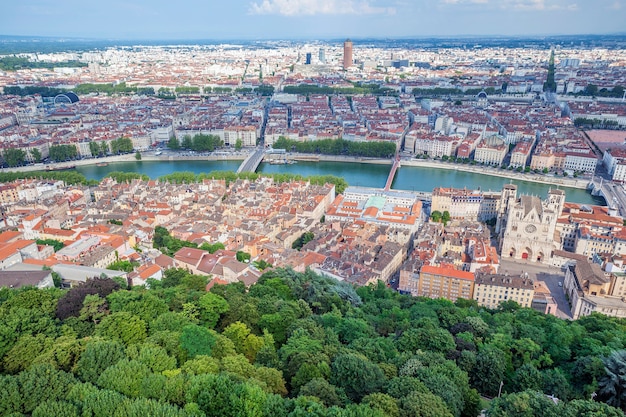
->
[343,39,353,69]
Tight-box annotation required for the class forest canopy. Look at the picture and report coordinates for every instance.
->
[0,267,625,416]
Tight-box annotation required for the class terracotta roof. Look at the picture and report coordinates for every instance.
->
[420,264,475,281]
[0,231,22,243]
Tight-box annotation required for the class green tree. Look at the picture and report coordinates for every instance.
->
[17,363,78,413]
[88,141,99,157]
[3,148,26,167]
[32,400,79,417]
[299,378,346,407]
[181,135,193,150]
[560,399,625,417]
[36,238,65,252]
[470,345,507,397]
[180,324,217,358]
[75,339,127,383]
[430,210,442,223]
[396,326,455,355]
[80,388,126,417]
[135,150,141,160]
[198,292,230,328]
[96,359,151,398]
[363,393,399,417]
[96,311,147,345]
[111,397,187,416]
[253,259,273,271]
[599,350,626,409]
[106,260,139,273]
[292,231,315,250]
[487,390,559,417]
[168,136,180,150]
[3,333,54,373]
[30,148,42,163]
[0,374,22,415]
[400,391,454,417]
[331,353,385,402]
[584,84,599,96]
[512,363,542,392]
[49,144,78,162]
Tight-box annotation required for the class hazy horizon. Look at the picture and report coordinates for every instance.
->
[2,0,625,41]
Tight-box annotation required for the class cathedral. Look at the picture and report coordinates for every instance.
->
[497,184,564,264]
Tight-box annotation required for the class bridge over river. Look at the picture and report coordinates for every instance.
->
[589,176,626,216]
[236,149,265,174]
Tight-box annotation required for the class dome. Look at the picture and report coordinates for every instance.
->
[54,92,79,104]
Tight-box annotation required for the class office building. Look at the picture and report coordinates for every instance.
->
[305,53,312,65]
[343,39,353,69]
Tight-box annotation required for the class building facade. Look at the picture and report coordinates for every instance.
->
[499,187,564,264]
[473,273,535,309]
[417,265,475,301]
[343,39,353,70]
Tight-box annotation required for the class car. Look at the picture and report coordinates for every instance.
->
[558,281,562,287]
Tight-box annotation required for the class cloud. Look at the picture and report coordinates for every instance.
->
[249,0,396,16]
[441,0,488,4]
[440,0,578,10]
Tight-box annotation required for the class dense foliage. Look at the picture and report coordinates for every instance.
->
[283,83,398,96]
[158,170,349,194]
[574,118,620,128]
[0,56,86,71]
[273,137,396,159]
[3,85,64,97]
[573,84,625,98]
[1,268,626,416]
[105,171,150,183]
[153,226,199,257]
[0,170,96,186]
[171,134,224,152]
[49,144,78,162]
[109,137,134,154]
[36,239,65,252]
[2,148,27,167]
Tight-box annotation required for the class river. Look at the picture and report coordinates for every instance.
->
[75,159,603,205]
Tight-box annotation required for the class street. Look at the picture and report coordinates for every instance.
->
[499,259,572,319]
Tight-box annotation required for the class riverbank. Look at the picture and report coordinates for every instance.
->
[311,154,590,190]
[400,159,590,190]
[1,154,138,173]
[2,151,590,191]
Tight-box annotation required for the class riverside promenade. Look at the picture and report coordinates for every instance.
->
[2,151,591,192]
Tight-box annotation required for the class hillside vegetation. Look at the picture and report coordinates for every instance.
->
[0,267,625,417]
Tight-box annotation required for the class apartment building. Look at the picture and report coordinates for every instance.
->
[417,264,475,301]
[473,272,535,309]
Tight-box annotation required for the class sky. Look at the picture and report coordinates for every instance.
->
[1,0,625,40]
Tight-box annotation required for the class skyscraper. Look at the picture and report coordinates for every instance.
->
[343,39,353,70]
[305,52,312,65]
[318,48,325,64]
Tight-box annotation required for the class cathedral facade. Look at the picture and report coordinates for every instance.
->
[498,185,564,264]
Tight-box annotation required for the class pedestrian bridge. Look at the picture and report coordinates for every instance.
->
[384,156,401,191]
